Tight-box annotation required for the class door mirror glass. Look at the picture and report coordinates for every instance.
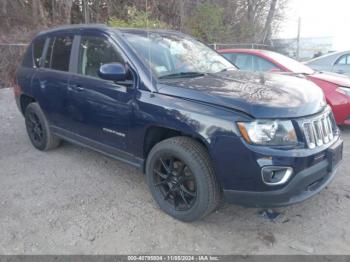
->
[98,63,127,82]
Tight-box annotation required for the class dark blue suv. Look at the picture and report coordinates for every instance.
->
[15,25,343,221]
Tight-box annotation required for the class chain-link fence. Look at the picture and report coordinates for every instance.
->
[0,43,28,88]
[209,43,273,50]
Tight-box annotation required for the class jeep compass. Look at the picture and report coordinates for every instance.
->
[15,25,343,221]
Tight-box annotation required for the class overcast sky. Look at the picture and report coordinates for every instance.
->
[278,0,350,51]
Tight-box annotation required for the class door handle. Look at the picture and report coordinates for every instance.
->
[70,84,85,92]
[336,70,345,74]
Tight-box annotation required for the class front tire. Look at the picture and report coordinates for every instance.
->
[25,103,61,151]
[145,137,221,222]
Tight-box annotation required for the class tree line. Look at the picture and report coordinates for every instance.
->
[0,0,289,88]
[0,0,289,44]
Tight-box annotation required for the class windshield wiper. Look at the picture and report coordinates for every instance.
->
[158,72,205,79]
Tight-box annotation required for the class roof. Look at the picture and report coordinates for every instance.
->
[117,28,183,35]
[216,48,275,60]
[217,48,276,56]
[36,24,180,38]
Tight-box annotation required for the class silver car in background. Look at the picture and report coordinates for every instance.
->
[305,50,350,76]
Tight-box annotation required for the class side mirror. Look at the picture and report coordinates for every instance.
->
[98,63,127,82]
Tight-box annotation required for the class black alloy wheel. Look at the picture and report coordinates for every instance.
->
[24,102,61,151]
[153,155,197,211]
[146,137,221,222]
[26,111,44,145]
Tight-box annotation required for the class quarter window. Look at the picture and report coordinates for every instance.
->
[78,36,124,78]
[50,36,73,72]
[33,38,45,68]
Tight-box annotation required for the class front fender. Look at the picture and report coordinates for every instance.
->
[128,90,252,185]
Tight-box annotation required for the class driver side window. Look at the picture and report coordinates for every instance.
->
[78,36,124,78]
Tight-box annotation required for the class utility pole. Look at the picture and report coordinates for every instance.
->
[296,17,301,60]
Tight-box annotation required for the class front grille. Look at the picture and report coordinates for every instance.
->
[301,110,335,149]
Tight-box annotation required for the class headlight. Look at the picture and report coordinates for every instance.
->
[237,120,297,145]
[336,86,350,96]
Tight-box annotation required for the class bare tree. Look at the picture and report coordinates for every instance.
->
[262,0,278,44]
[57,0,73,24]
[82,0,90,23]
[32,0,46,25]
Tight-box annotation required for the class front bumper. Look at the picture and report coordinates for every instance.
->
[223,139,343,208]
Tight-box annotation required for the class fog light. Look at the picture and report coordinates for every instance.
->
[261,166,293,186]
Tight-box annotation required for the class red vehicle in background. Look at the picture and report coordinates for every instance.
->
[218,49,350,125]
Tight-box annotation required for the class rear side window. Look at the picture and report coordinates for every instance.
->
[33,38,46,68]
[47,36,73,72]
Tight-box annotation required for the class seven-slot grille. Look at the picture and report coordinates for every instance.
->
[301,111,335,149]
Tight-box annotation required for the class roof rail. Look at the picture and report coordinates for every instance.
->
[37,23,108,36]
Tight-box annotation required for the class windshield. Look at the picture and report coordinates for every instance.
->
[266,51,314,74]
[123,32,235,78]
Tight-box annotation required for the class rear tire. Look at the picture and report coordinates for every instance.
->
[145,136,221,222]
[25,103,61,151]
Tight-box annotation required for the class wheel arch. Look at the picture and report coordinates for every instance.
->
[19,94,36,114]
[142,125,211,170]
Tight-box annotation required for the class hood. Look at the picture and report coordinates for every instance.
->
[309,71,350,87]
[157,71,326,119]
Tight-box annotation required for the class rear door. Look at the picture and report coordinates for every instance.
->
[65,33,135,151]
[31,34,74,128]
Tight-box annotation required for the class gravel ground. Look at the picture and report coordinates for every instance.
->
[0,87,349,255]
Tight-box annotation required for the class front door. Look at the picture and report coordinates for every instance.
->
[65,34,135,151]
